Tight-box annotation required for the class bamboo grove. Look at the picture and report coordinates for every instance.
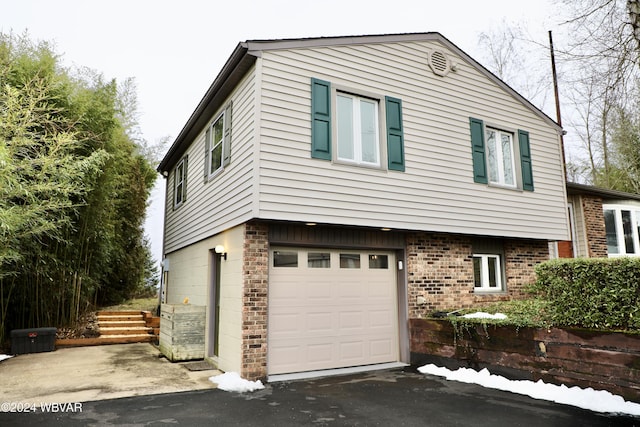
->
[0,33,158,346]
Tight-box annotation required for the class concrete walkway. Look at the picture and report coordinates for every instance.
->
[0,343,219,404]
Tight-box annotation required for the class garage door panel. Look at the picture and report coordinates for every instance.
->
[370,339,393,357]
[307,281,333,300]
[369,309,393,327]
[269,248,398,375]
[307,313,334,333]
[339,311,364,330]
[270,345,301,367]
[269,313,302,335]
[339,341,364,361]
[307,344,333,364]
[338,282,365,298]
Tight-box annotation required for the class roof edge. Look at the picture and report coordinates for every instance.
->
[158,32,562,173]
[243,32,561,132]
[157,42,253,173]
[566,182,640,201]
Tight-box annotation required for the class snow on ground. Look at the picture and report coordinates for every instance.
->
[209,372,265,393]
[462,312,507,320]
[0,354,13,362]
[419,364,640,416]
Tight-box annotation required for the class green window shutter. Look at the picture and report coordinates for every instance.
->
[311,78,331,160]
[385,96,405,172]
[518,129,534,191]
[204,126,211,182]
[469,117,488,184]
[223,101,233,167]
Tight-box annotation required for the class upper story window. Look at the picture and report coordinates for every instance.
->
[174,156,187,208]
[604,205,640,256]
[469,117,534,191]
[208,114,224,176]
[204,101,233,182]
[310,78,405,172]
[336,93,380,166]
[486,128,516,187]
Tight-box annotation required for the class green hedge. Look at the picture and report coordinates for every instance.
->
[534,258,640,330]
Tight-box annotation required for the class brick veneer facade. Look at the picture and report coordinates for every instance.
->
[407,232,548,318]
[581,195,608,257]
[238,225,549,380]
[503,239,550,296]
[241,221,269,380]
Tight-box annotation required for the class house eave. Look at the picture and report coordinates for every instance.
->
[244,32,562,133]
[566,182,640,201]
[158,32,562,174]
[157,42,256,174]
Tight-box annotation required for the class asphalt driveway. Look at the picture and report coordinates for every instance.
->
[1,365,638,426]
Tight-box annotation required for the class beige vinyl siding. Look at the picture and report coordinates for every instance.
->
[164,66,257,254]
[570,195,588,257]
[163,227,244,373]
[255,41,569,240]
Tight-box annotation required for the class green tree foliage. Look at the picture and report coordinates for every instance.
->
[0,33,157,345]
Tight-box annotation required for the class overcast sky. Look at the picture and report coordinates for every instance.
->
[3,0,560,263]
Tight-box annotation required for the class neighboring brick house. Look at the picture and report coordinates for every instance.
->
[559,183,640,258]
[157,33,569,380]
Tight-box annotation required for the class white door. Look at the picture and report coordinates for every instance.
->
[268,248,398,375]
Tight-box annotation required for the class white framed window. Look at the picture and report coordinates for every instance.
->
[486,128,516,187]
[336,93,380,167]
[204,102,232,182]
[473,254,503,292]
[174,156,187,208]
[208,114,225,177]
[603,205,640,257]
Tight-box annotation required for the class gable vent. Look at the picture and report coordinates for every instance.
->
[428,50,451,77]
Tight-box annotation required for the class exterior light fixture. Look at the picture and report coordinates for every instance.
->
[215,245,227,260]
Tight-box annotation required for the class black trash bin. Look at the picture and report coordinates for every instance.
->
[10,328,57,354]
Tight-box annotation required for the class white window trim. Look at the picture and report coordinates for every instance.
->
[174,157,186,208]
[208,112,226,179]
[336,92,380,167]
[473,253,504,292]
[486,127,517,188]
[604,204,640,257]
[330,84,387,169]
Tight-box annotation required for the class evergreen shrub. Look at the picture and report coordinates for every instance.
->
[534,258,640,330]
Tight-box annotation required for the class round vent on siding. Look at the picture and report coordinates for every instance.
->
[428,50,451,77]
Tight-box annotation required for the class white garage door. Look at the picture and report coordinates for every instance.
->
[268,248,398,375]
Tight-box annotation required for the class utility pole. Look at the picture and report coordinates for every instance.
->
[549,30,567,180]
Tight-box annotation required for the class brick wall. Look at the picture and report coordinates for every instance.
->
[407,232,548,317]
[503,239,549,297]
[582,195,608,257]
[407,233,474,317]
[241,221,269,380]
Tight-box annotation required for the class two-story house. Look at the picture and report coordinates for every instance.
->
[157,33,569,381]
